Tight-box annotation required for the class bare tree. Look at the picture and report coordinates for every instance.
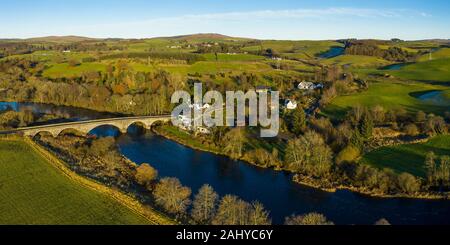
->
[191,184,219,224]
[135,163,158,189]
[153,177,191,217]
[285,212,334,225]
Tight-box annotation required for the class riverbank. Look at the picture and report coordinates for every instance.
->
[152,124,281,169]
[153,124,449,200]
[293,174,449,200]
[0,135,174,225]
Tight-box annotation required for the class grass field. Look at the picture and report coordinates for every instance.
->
[418,48,450,61]
[188,61,272,74]
[202,53,264,62]
[322,80,449,120]
[360,135,450,177]
[42,62,107,78]
[0,139,151,224]
[385,58,450,82]
[321,55,391,68]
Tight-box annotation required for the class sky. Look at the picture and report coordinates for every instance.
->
[1,0,449,40]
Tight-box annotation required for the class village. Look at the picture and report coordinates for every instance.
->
[174,80,324,135]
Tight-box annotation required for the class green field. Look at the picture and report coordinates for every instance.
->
[360,135,450,177]
[43,62,107,78]
[323,80,449,119]
[418,48,450,61]
[241,40,343,59]
[322,55,391,68]
[0,140,150,224]
[202,53,264,62]
[385,58,450,82]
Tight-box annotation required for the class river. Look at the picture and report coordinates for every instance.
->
[2,102,450,224]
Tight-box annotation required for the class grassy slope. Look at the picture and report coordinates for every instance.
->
[323,80,449,119]
[387,58,450,82]
[360,135,450,177]
[42,62,107,78]
[202,53,264,62]
[418,48,450,62]
[322,55,391,68]
[0,140,151,225]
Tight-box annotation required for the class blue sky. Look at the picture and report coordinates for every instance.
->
[1,0,449,40]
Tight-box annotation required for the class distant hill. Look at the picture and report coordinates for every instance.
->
[25,35,98,43]
[164,33,251,41]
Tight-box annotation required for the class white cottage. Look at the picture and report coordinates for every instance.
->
[285,100,297,110]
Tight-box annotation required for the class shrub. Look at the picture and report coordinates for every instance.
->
[336,145,360,164]
[285,212,334,225]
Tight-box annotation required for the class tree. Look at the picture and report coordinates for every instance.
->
[89,137,116,156]
[285,131,333,177]
[336,145,360,164]
[222,127,248,159]
[403,123,419,136]
[191,184,219,224]
[248,201,271,225]
[437,156,450,188]
[212,195,245,225]
[290,108,306,135]
[397,173,421,194]
[424,115,447,135]
[360,113,373,140]
[415,111,426,122]
[212,195,271,225]
[375,218,391,225]
[371,105,385,124]
[284,212,334,225]
[425,152,437,185]
[135,163,158,189]
[153,177,191,217]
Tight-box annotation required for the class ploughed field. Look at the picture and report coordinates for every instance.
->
[0,140,150,225]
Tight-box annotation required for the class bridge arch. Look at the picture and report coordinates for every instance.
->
[57,128,85,137]
[87,124,124,137]
[32,131,56,138]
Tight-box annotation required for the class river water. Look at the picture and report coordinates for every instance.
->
[2,102,450,224]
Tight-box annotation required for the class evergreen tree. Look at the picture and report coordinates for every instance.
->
[425,151,436,185]
[360,113,373,140]
[291,108,306,135]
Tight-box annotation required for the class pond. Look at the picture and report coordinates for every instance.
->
[412,90,450,106]
[379,63,413,71]
[318,46,345,59]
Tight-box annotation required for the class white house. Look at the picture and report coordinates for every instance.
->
[285,100,297,110]
[196,126,211,135]
[297,81,315,90]
[62,50,71,53]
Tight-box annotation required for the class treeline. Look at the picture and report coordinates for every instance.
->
[344,40,415,62]
[99,52,206,64]
[0,42,44,58]
[195,42,242,54]
[0,58,181,115]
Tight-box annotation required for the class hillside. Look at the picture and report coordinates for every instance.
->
[25,35,98,43]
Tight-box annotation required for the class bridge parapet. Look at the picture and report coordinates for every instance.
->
[1,115,172,137]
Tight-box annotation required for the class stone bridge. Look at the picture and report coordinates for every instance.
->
[0,115,172,137]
